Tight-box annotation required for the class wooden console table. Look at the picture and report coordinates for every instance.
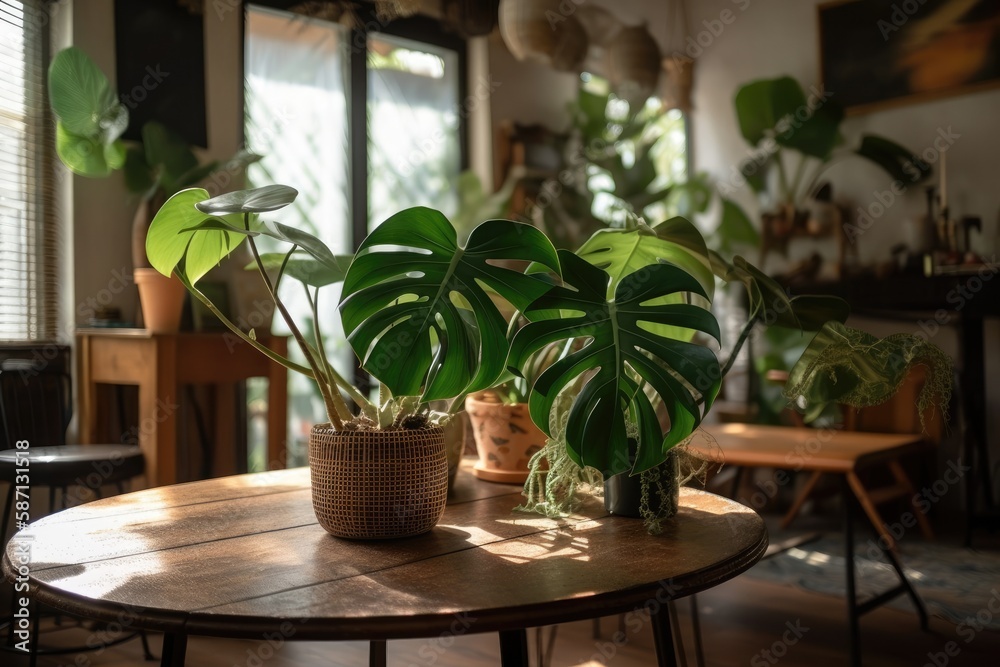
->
[2,465,767,667]
[76,330,288,487]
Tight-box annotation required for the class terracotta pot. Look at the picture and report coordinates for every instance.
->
[133,269,187,333]
[308,423,448,539]
[465,393,545,483]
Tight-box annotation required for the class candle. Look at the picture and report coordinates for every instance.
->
[940,149,947,213]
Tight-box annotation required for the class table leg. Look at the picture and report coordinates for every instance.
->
[842,479,861,667]
[160,632,187,667]
[651,603,679,667]
[498,628,528,667]
[369,639,387,667]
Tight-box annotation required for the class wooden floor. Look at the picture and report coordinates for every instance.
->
[12,571,998,667]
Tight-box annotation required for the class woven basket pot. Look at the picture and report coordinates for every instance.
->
[308,424,448,539]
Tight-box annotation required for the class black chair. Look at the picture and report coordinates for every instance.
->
[0,357,151,664]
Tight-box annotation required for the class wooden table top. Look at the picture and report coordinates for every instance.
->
[692,423,927,473]
[3,462,767,641]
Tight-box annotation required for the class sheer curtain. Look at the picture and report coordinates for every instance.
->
[245,5,352,465]
[368,32,460,227]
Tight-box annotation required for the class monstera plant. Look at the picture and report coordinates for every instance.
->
[146,183,952,537]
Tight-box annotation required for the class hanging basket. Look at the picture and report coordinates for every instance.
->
[308,423,448,539]
[605,24,662,103]
[498,0,589,72]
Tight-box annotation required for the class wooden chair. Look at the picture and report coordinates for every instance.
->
[0,357,150,665]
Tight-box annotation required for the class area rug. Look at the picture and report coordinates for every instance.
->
[744,534,1000,629]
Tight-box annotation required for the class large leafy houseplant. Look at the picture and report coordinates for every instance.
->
[48,47,258,269]
[148,182,952,536]
[145,184,561,538]
[731,76,930,259]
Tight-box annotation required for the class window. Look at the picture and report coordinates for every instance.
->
[244,5,465,466]
[0,0,59,342]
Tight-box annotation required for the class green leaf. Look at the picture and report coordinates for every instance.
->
[667,178,713,216]
[56,123,111,177]
[784,322,952,418]
[195,184,299,214]
[509,251,721,477]
[856,135,931,185]
[340,208,561,402]
[722,256,849,331]
[142,121,198,188]
[575,216,715,301]
[777,97,844,160]
[123,146,155,194]
[717,198,759,248]
[48,47,126,141]
[146,188,245,284]
[253,253,353,287]
[734,76,807,147]
[739,154,772,194]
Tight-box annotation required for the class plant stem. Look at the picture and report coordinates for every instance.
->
[789,153,809,204]
[244,212,348,430]
[721,313,760,379]
[179,274,314,376]
[774,149,792,205]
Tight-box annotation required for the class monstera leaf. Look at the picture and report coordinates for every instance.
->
[509,251,721,477]
[339,208,560,401]
[575,216,714,298]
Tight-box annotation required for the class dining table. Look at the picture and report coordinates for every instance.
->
[3,461,767,667]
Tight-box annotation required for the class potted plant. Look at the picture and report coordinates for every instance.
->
[147,181,952,538]
[47,46,259,331]
[145,185,561,539]
[730,75,931,262]
[506,215,952,532]
[465,343,559,483]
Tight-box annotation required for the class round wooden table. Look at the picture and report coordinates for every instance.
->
[3,464,767,667]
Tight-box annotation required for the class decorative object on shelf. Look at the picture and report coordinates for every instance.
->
[498,0,589,72]
[818,0,1000,115]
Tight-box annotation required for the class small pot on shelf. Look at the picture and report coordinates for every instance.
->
[133,269,187,333]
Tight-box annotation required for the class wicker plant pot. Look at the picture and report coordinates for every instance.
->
[308,423,448,539]
[466,393,545,483]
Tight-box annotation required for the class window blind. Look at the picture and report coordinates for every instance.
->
[0,0,59,342]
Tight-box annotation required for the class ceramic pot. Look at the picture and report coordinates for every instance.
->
[133,269,187,332]
[308,423,448,539]
[604,450,679,518]
[465,393,545,483]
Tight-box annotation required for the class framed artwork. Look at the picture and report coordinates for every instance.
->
[818,0,1000,114]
